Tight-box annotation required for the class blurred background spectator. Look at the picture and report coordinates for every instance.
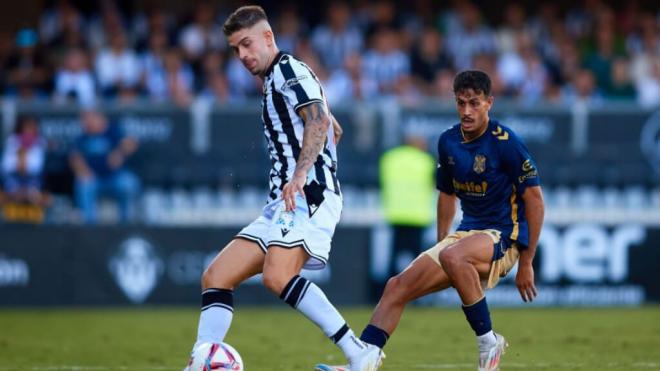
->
[1,116,48,204]
[0,0,656,226]
[69,109,139,224]
[0,0,652,106]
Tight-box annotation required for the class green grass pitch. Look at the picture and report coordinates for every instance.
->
[0,306,659,370]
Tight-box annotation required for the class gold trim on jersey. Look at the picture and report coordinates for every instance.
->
[509,185,519,240]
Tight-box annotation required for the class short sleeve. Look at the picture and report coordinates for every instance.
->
[436,137,454,194]
[274,57,324,112]
[500,131,540,194]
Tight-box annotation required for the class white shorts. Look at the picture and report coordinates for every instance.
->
[236,189,342,270]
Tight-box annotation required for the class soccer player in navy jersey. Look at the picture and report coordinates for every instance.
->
[318,71,545,371]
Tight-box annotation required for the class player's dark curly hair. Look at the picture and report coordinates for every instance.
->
[223,5,268,36]
[453,70,492,97]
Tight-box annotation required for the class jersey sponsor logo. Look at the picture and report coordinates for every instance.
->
[448,156,455,165]
[518,170,538,183]
[491,126,509,140]
[473,154,486,174]
[522,159,535,172]
[452,179,488,196]
[281,75,308,90]
[109,237,164,304]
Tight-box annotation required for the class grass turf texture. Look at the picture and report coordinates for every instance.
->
[0,307,658,370]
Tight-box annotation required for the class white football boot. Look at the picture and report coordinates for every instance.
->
[478,333,508,371]
[314,343,385,371]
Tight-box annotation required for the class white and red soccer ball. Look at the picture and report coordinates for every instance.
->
[188,342,243,371]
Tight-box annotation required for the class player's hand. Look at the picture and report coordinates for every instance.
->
[281,174,306,211]
[515,263,537,303]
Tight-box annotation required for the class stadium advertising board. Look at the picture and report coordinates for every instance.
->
[0,226,370,306]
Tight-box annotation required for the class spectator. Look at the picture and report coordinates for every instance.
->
[410,27,452,94]
[39,0,83,46]
[5,28,49,100]
[198,51,230,103]
[53,48,96,106]
[561,68,604,106]
[431,68,456,101]
[69,109,139,224]
[275,6,304,55]
[636,57,660,108]
[1,115,48,206]
[362,27,411,96]
[139,29,169,85]
[145,48,194,105]
[95,31,141,100]
[605,57,636,100]
[179,1,224,65]
[445,3,496,70]
[324,53,378,105]
[311,1,363,72]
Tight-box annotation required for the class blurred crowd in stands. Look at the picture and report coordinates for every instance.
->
[0,0,658,108]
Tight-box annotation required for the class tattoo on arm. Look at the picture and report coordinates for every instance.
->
[295,102,330,178]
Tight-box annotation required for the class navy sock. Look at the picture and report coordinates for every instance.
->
[360,324,390,348]
[462,296,492,336]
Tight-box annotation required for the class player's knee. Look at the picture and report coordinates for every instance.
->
[261,270,288,294]
[383,275,409,305]
[201,265,217,289]
[438,247,462,270]
[201,264,231,290]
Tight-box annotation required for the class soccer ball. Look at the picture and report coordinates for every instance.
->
[188,342,243,371]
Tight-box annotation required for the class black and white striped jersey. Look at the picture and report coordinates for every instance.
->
[261,51,340,202]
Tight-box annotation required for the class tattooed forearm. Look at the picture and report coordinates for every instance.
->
[295,102,330,179]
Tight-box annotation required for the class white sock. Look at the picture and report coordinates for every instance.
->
[281,276,365,360]
[195,288,234,348]
[196,306,233,345]
[477,330,497,352]
[336,328,367,362]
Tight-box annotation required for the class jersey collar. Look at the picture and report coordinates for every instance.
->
[264,51,285,77]
[461,120,493,144]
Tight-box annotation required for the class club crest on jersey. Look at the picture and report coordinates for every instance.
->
[277,210,295,237]
[473,154,486,174]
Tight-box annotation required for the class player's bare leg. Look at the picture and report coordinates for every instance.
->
[437,233,493,303]
[437,232,507,371]
[261,245,309,294]
[186,239,265,370]
[370,254,451,335]
[202,238,265,290]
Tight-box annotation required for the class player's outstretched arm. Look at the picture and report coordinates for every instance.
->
[517,185,545,302]
[281,102,331,211]
[437,191,457,242]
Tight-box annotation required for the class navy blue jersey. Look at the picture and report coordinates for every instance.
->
[436,119,540,248]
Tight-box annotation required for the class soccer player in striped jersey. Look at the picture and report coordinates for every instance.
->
[183,6,381,371]
[317,71,545,371]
